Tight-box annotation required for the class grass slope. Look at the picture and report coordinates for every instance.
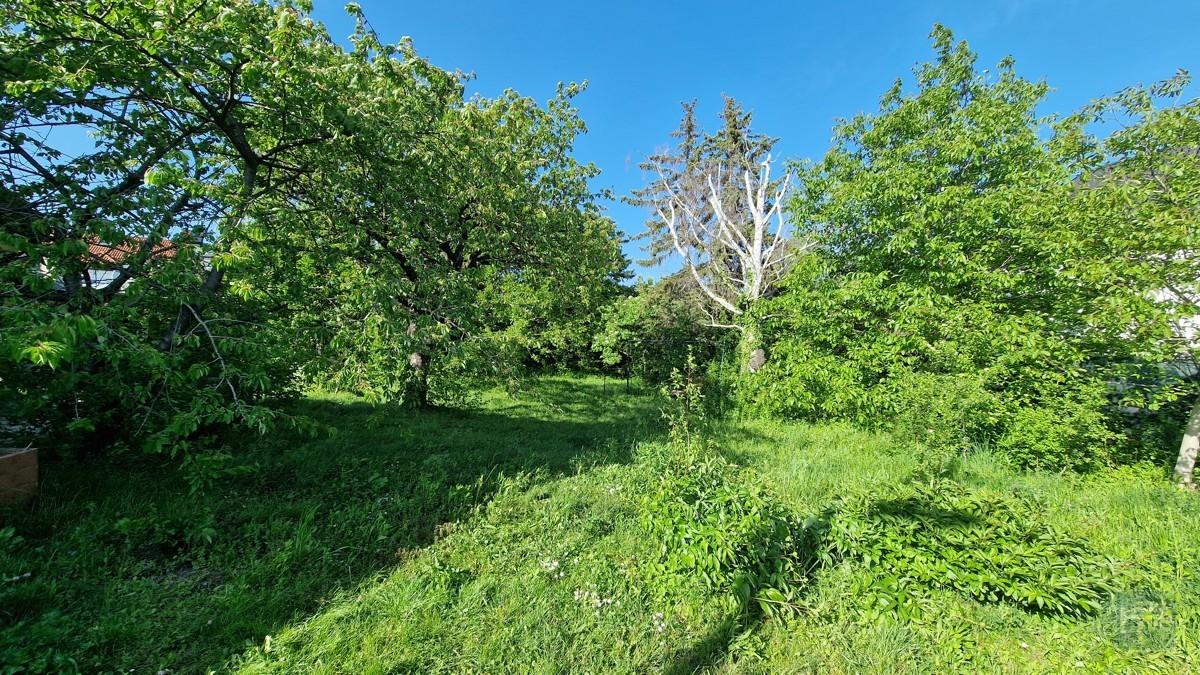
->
[2,376,1198,673]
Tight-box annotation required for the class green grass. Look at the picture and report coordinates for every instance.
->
[2,375,1198,673]
[719,420,1200,673]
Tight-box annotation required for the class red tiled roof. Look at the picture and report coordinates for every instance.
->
[86,236,178,267]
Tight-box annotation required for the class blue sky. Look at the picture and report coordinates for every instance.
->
[311,1,1200,278]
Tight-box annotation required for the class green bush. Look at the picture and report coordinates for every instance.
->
[592,281,730,385]
[886,372,1001,474]
[642,362,819,618]
[822,480,1116,620]
[997,382,1118,472]
[640,444,821,618]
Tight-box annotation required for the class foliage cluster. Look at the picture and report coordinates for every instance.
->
[640,360,1121,629]
[740,26,1200,472]
[640,445,819,620]
[821,479,1117,620]
[639,363,817,619]
[592,280,719,381]
[0,0,627,471]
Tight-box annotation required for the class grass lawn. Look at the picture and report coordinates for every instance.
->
[2,375,1198,672]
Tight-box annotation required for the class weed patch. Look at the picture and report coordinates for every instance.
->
[822,479,1117,620]
[639,443,820,620]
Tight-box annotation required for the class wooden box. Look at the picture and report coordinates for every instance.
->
[0,448,37,503]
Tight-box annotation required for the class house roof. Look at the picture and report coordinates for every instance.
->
[86,236,178,267]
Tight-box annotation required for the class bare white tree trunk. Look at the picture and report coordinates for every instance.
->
[656,157,813,353]
[1176,397,1200,489]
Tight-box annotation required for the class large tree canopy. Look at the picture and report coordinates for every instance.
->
[244,72,628,403]
[745,26,1200,472]
[1,0,626,473]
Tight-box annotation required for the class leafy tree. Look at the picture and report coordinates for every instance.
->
[1,0,627,473]
[241,61,628,404]
[1,0,355,458]
[593,277,728,384]
[751,26,1199,471]
[1069,76,1200,484]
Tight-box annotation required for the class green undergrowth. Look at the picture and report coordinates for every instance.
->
[639,440,821,621]
[0,376,659,672]
[230,459,733,673]
[2,376,1198,672]
[722,419,1200,673]
[821,479,1117,619]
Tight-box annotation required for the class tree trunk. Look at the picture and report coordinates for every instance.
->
[1176,397,1200,489]
[740,325,766,373]
[408,350,429,407]
[407,320,430,407]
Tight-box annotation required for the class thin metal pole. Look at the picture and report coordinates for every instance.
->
[625,339,631,394]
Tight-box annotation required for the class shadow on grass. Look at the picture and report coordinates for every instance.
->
[663,614,743,675]
[865,496,983,529]
[0,376,662,672]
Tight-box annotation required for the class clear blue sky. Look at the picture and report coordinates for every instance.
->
[311,1,1200,278]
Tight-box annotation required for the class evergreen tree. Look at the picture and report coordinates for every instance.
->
[628,99,703,268]
[628,95,789,334]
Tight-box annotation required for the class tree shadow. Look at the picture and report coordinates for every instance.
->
[1,376,664,672]
[662,614,744,675]
[865,496,983,529]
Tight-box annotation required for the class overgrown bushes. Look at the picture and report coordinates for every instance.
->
[641,364,1118,629]
[737,27,1200,476]
[821,479,1117,620]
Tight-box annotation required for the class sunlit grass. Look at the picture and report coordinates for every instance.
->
[2,375,1198,672]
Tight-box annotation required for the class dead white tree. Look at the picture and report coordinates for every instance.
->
[656,157,812,369]
[1176,400,1198,489]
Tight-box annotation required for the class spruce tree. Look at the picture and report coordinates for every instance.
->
[627,99,703,268]
[628,96,783,308]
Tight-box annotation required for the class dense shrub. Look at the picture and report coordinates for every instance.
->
[885,372,1001,473]
[640,362,818,617]
[997,382,1119,472]
[593,279,730,385]
[822,480,1117,620]
[743,28,1200,476]
[640,442,821,618]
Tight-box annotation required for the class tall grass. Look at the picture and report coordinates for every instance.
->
[2,375,1197,672]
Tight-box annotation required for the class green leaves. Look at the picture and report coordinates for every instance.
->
[1,0,626,469]
[258,69,625,405]
[640,439,819,620]
[18,341,68,369]
[752,26,1200,471]
[823,480,1117,619]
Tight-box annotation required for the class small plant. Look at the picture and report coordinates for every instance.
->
[661,351,706,453]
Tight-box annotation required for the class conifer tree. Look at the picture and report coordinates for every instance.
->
[629,96,797,361]
[628,99,703,268]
